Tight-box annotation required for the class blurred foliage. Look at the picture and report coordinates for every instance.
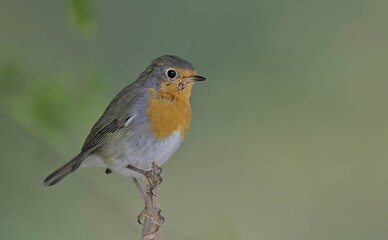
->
[0,61,23,96]
[0,59,108,154]
[66,0,96,37]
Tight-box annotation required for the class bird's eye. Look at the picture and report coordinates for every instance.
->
[166,70,177,79]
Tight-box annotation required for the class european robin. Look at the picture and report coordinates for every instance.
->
[43,55,206,186]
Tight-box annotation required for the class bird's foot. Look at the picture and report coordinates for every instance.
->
[137,207,146,225]
[138,207,164,226]
[127,163,163,195]
[145,163,163,195]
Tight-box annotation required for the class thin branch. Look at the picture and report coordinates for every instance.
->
[141,163,164,240]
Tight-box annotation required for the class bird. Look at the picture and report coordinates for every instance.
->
[43,55,206,187]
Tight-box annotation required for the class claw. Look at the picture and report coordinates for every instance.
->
[158,209,165,224]
[149,187,157,197]
[137,207,146,225]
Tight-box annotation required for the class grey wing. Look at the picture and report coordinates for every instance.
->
[43,118,126,186]
[77,82,144,166]
[43,81,145,186]
[72,118,123,170]
[82,82,142,148]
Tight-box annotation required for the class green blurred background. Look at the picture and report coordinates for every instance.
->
[1,0,387,239]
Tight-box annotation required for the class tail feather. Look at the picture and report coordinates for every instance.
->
[43,154,83,187]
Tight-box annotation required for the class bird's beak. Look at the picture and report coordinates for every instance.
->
[187,75,207,82]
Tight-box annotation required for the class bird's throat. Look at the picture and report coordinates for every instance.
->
[146,87,192,140]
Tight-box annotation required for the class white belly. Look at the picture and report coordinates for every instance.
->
[83,131,182,177]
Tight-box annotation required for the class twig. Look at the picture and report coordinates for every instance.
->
[131,163,164,240]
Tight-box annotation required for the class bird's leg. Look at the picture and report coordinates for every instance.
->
[127,163,163,195]
[126,164,148,175]
[145,163,164,224]
[127,163,164,225]
[131,177,147,224]
[146,163,163,194]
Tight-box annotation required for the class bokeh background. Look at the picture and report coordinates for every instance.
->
[1,0,388,239]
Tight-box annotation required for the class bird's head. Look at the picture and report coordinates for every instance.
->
[143,55,206,100]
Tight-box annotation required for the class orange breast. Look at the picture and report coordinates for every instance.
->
[146,87,192,140]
